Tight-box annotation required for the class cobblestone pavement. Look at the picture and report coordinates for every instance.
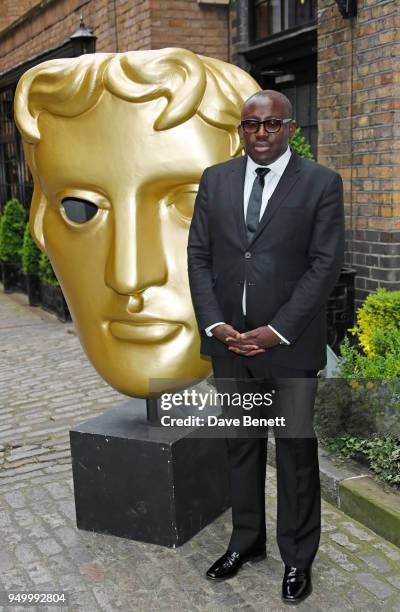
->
[1,291,399,612]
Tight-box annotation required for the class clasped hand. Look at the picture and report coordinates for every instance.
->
[212,324,280,357]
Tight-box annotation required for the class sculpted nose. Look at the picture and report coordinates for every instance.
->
[105,201,167,295]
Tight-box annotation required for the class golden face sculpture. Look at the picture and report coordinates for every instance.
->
[14,48,259,398]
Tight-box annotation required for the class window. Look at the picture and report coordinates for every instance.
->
[254,0,281,38]
[254,0,316,41]
[0,87,33,210]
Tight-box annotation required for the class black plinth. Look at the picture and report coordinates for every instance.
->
[70,400,230,547]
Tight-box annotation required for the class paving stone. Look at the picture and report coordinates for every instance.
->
[373,541,400,562]
[0,550,14,572]
[53,526,81,547]
[313,565,350,589]
[0,567,28,590]
[346,588,384,612]
[0,507,12,528]
[1,291,400,611]
[318,544,358,572]
[387,575,400,589]
[25,560,54,585]
[36,537,63,556]
[329,531,360,550]
[340,522,376,542]
[3,491,26,509]
[14,543,38,565]
[355,573,394,599]
[359,552,392,573]
[321,517,336,532]
[55,499,77,522]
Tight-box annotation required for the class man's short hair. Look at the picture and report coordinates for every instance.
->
[242,90,293,118]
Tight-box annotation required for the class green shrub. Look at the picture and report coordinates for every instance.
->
[321,436,400,486]
[0,198,26,263]
[350,288,400,357]
[289,127,314,161]
[22,223,42,274]
[327,289,400,488]
[38,253,59,288]
[338,325,400,379]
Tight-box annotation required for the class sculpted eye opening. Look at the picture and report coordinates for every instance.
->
[61,197,99,224]
[167,188,197,222]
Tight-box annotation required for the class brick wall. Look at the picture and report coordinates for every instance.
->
[150,0,228,60]
[0,0,152,73]
[0,0,39,32]
[0,0,228,74]
[318,0,399,306]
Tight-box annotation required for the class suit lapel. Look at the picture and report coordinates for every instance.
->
[250,150,302,246]
[229,155,248,246]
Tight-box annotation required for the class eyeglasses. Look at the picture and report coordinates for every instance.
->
[240,118,293,134]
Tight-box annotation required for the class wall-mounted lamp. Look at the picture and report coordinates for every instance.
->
[70,16,97,56]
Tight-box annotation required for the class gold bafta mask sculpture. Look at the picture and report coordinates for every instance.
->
[14,48,259,398]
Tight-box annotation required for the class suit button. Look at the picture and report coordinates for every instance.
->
[244,252,251,259]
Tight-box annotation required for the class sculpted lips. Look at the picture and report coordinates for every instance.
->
[108,320,181,343]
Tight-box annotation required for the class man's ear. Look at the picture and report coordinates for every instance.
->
[29,183,49,254]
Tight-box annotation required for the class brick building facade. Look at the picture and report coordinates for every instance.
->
[0,0,229,74]
[318,0,399,304]
[229,0,399,306]
[0,0,398,306]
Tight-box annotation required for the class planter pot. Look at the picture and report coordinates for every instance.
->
[25,272,41,306]
[2,261,24,294]
[40,282,71,322]
[327,267,356,354]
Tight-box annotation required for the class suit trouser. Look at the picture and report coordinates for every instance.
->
[211,354,321,569]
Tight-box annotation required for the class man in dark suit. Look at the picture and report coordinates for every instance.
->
[187,90,344,604]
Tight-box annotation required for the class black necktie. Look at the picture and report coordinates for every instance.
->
[246,167,271,242]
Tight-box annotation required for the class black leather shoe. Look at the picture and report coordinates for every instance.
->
[282,566,312,605]
[206,547,266,581]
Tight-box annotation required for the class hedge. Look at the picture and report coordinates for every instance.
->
[38,253,59,288]
[0,198,26,263]
[22,223,42,274]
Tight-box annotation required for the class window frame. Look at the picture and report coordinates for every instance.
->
[251,0,317,44]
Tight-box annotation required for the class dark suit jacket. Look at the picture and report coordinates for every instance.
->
[187,148,345,370]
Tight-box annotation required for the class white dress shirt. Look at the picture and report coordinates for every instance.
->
[205,146,292,345]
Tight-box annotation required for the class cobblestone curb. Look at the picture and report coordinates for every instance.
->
[339,476,400,549]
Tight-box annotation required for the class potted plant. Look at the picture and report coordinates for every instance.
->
[38,253,71,322]
[0,198,26,293]
[21,223,42,306]
[288,127,315,160]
